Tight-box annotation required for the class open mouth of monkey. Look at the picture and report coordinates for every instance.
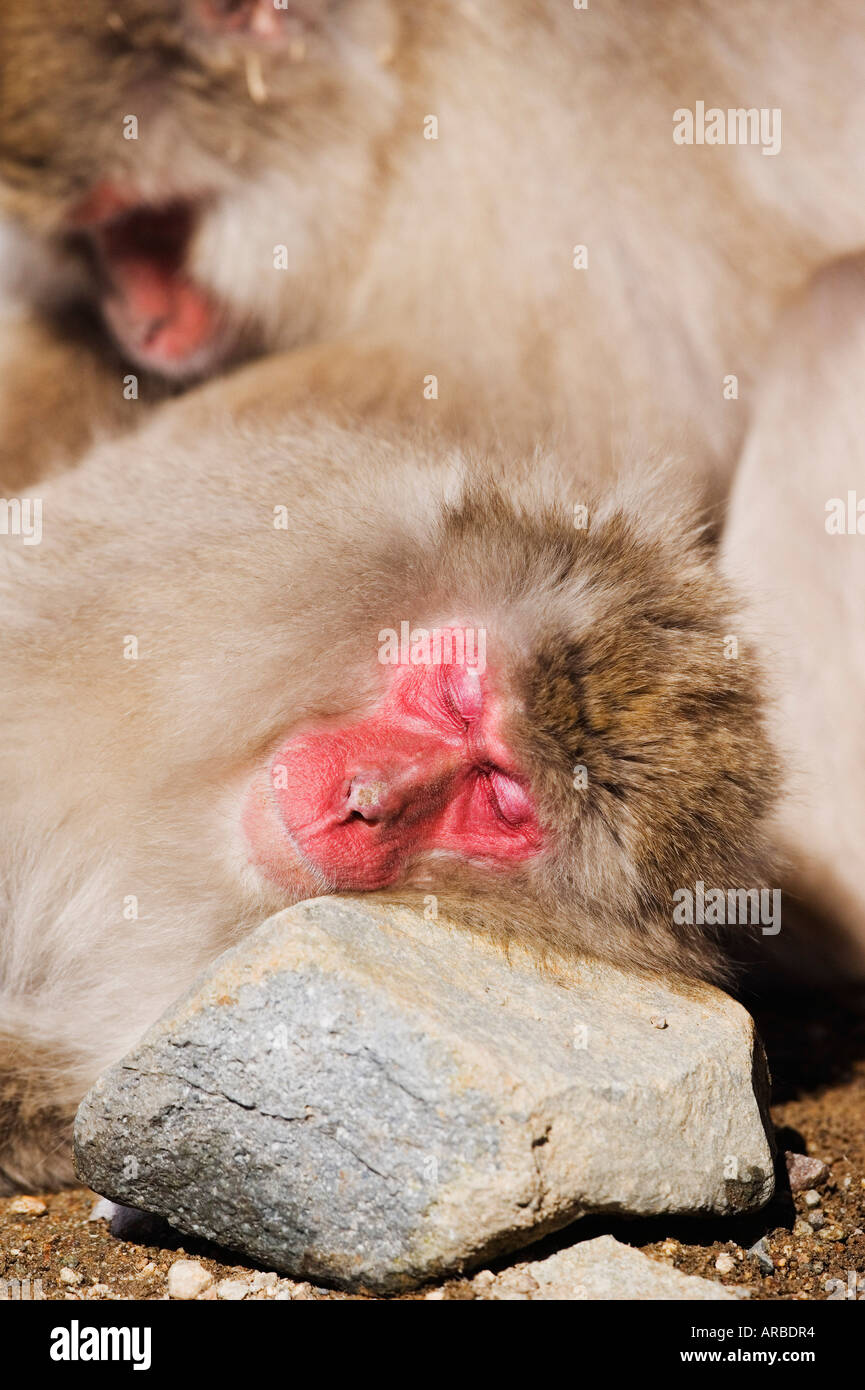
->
[66,187,228,377]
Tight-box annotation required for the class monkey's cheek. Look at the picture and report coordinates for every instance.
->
[240,771,320,899]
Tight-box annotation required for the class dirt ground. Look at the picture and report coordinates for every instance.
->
[2,983,864,1302]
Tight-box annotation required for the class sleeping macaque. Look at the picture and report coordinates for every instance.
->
[0,364,777,1190]
[4,0,865,484]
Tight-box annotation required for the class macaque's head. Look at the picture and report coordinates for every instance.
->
[0,0,400,376]
[1,422,778,986]
[220,451,778,983]
[242,636,544,898]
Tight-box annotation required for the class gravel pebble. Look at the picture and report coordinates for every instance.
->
[217,1279,250,1300]
[803,1189,822,1208]
[817,1225,844,1242]
[715,1252,736,1274]
[785,1153,829,1193]
[747,1238,774,1274]
[167,1260,213,1300]
[8,1196,47,1217]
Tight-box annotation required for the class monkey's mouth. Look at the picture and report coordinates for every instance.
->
[67,187,230,378]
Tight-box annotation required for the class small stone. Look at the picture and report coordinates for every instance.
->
[715,1252,736,1274]
[817,1225,844,1242]
[486,1268,540,1299]
[650,1015,668,1029]
[793,1217,813,1238]
[250,1271,278,1292]
[803,1189,822,1208]
[59,1268,83,1286]
[425,1288,446,1300]
[472,1270,495,1289]
[476,1235,746,1300]
[87,1284,112,1297]
[7,1196,47,1217]
[785,1153,828,1192]
[747,1237,774,1274]
[807,1210,825,1230]
[167,1260,213,1300]
[217,1279,250,1300]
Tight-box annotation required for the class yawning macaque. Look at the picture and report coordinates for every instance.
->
[0,370,777,1189]
[4,0,865,483]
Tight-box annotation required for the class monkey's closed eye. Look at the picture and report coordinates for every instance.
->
[481,767,534,829]
[436,668,470,730]
[438,664,483,728]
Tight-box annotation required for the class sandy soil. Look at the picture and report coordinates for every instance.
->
[2,984,863,1302]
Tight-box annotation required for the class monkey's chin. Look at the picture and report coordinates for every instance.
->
[241,766,323,899]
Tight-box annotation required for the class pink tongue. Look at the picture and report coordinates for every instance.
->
[103,255,217,365]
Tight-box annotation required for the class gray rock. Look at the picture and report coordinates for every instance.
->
[474,1235,748,1300]
[74,898,774,1293]
[746,1236,774,1274]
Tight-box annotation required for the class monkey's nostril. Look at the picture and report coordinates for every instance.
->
[345,776,389,822]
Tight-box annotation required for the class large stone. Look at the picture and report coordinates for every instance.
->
[74,898,774,1293]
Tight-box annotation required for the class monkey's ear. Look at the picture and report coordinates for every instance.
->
[191,0,326,40]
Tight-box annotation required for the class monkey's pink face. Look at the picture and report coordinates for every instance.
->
[242,655,542,897]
